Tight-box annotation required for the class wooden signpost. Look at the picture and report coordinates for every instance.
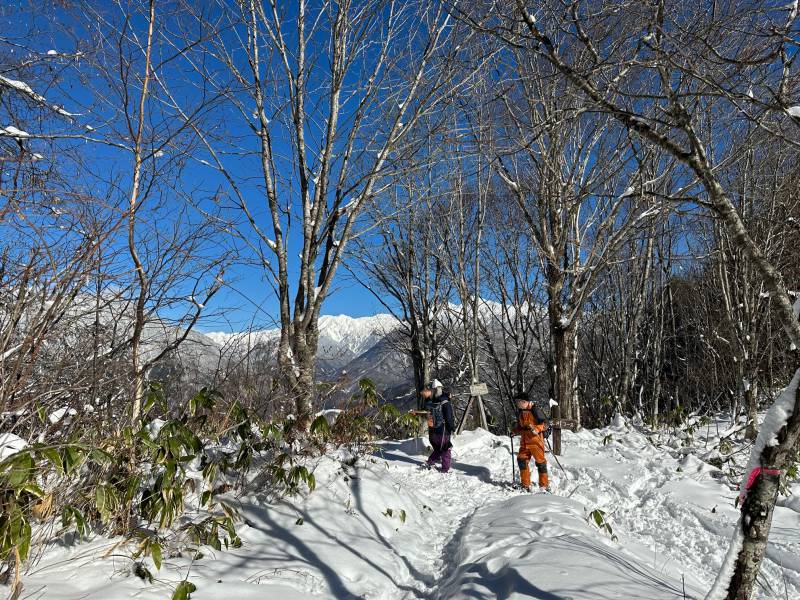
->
[549,402,579,455]
[469,382,489,396]
[456,382,489,434]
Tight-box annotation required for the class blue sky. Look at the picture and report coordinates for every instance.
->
[1,1,403,332]
[4,1,703,335]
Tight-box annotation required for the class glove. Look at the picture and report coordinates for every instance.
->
[543,426,552,439]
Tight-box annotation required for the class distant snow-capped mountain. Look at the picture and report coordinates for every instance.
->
[196,313,410,400]
[317,313,399,369]
[204,313,399,366]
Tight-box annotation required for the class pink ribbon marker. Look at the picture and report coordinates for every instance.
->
[739,466,782,502]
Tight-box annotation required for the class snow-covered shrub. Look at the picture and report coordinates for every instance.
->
[322,378,417,457]
[0,384,299,591]
[587,508,618,542]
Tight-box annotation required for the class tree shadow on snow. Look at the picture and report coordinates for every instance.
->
[440,561,567,600]
[228,503,367,599]
[376,449,507,490]
[228,476,433,599]
[449,461,494,484]
[349,468,438,594]
[437,530,699,600]
[535,535,699,600]
[374,450,421,467]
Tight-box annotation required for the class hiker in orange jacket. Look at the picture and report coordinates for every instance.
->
[512,392,550,492]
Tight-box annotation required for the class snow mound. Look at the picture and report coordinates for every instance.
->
[48,406,77,424]
[440,494,701,599]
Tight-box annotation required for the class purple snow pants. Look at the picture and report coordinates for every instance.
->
[427,432,452,472]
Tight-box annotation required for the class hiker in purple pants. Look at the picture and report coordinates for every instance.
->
[421,379,455,473]
[427,431,452,472]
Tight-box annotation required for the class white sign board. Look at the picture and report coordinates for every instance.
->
[469,382,489,396]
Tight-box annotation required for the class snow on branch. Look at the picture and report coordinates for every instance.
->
[787,0,798,24]
[0,125,31,138]
[0,74,77,120]
[0,75,48,103]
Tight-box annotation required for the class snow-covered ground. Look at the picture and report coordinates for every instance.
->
[14,424,799,599]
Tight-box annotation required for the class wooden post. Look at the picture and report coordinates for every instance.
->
[456,396,474,434]
[476,395,488,430]
[551,403,562,456]
[456,383,490,434]
[410,410,429,456]
[548,403,578,456]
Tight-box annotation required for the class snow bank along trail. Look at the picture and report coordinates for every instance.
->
[559,422,800,599]
[15,426,747,599]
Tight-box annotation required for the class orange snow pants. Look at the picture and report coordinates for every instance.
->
[518,438,548,489]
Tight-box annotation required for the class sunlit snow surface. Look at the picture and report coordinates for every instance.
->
[14,423,799,599]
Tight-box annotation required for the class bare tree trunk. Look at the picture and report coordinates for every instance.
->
[292,325,319,425]
[410,324,433,409]
[619,229,655,414]
[744,382,758,441]
[127,0,156,423]
[551,317,578,422]
[570,327,581,424]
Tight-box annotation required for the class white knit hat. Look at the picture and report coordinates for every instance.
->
[427,378,443,391]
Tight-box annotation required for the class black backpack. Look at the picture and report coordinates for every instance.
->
[428,400,449,429]
[518,403,547,424]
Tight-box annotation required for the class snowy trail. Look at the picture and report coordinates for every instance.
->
[373,434,520,598]
[366,431,706,599]
[14,426,798,599]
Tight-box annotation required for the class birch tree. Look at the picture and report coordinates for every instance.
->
[478,192,550,409]
[480,48,651,422]
[185,0,467,422]
[438,166,487,392]
[84,0,228,422]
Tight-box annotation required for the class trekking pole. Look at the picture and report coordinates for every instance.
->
[546,436,580,497]
[509,431,516,485]
[545,436,568,479]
